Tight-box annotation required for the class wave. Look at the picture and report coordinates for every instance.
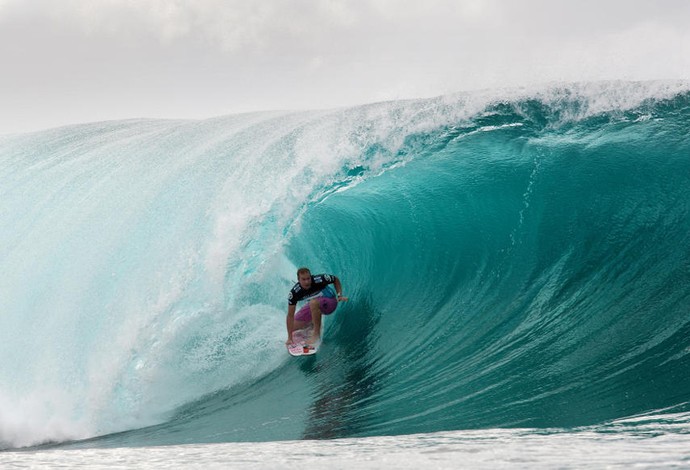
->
[1,80,690,449]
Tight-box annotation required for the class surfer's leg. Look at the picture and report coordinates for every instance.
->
[309,298,322,343]
[293,303,313,330]
[309,297,338,344]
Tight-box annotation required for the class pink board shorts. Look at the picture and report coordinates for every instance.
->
[294,296,338,323]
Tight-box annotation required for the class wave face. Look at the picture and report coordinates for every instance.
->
[1,81,690,449]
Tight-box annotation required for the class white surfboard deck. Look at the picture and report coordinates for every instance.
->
[287,327,320,357]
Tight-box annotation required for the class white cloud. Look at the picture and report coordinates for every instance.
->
[32,0,364,52]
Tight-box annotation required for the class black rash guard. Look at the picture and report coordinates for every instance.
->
[288,273,336,306]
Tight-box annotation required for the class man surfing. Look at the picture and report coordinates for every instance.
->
[286,267,348,347]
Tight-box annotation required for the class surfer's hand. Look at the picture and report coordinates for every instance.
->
[337,294,348,302]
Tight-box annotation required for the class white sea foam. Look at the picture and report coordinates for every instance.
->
[3,422,690,469]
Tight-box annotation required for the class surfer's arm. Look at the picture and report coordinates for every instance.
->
[333,276,348,302]
[286,303,296,344]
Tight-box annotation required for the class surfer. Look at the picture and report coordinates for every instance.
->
[286,267,348,346]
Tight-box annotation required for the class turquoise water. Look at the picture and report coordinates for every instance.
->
[1,81,689,451]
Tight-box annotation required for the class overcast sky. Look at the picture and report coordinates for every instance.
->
[1,0,689,134]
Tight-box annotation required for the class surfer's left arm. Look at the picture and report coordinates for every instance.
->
[333,276,348,302]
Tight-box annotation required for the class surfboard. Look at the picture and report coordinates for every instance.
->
[287,327,320,357]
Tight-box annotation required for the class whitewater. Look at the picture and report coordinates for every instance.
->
[1,80,690,467]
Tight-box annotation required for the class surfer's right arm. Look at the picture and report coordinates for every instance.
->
[286,303,296,345]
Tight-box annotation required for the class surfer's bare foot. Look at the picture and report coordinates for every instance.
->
[307,335,320,345]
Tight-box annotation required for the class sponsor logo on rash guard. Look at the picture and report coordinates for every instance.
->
[288,274,336,305]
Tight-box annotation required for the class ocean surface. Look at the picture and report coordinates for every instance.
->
[1,80,690,467]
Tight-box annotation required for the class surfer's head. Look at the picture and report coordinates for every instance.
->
[297,267,312,289]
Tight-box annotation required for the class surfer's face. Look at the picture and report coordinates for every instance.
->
[298,273,312,289]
